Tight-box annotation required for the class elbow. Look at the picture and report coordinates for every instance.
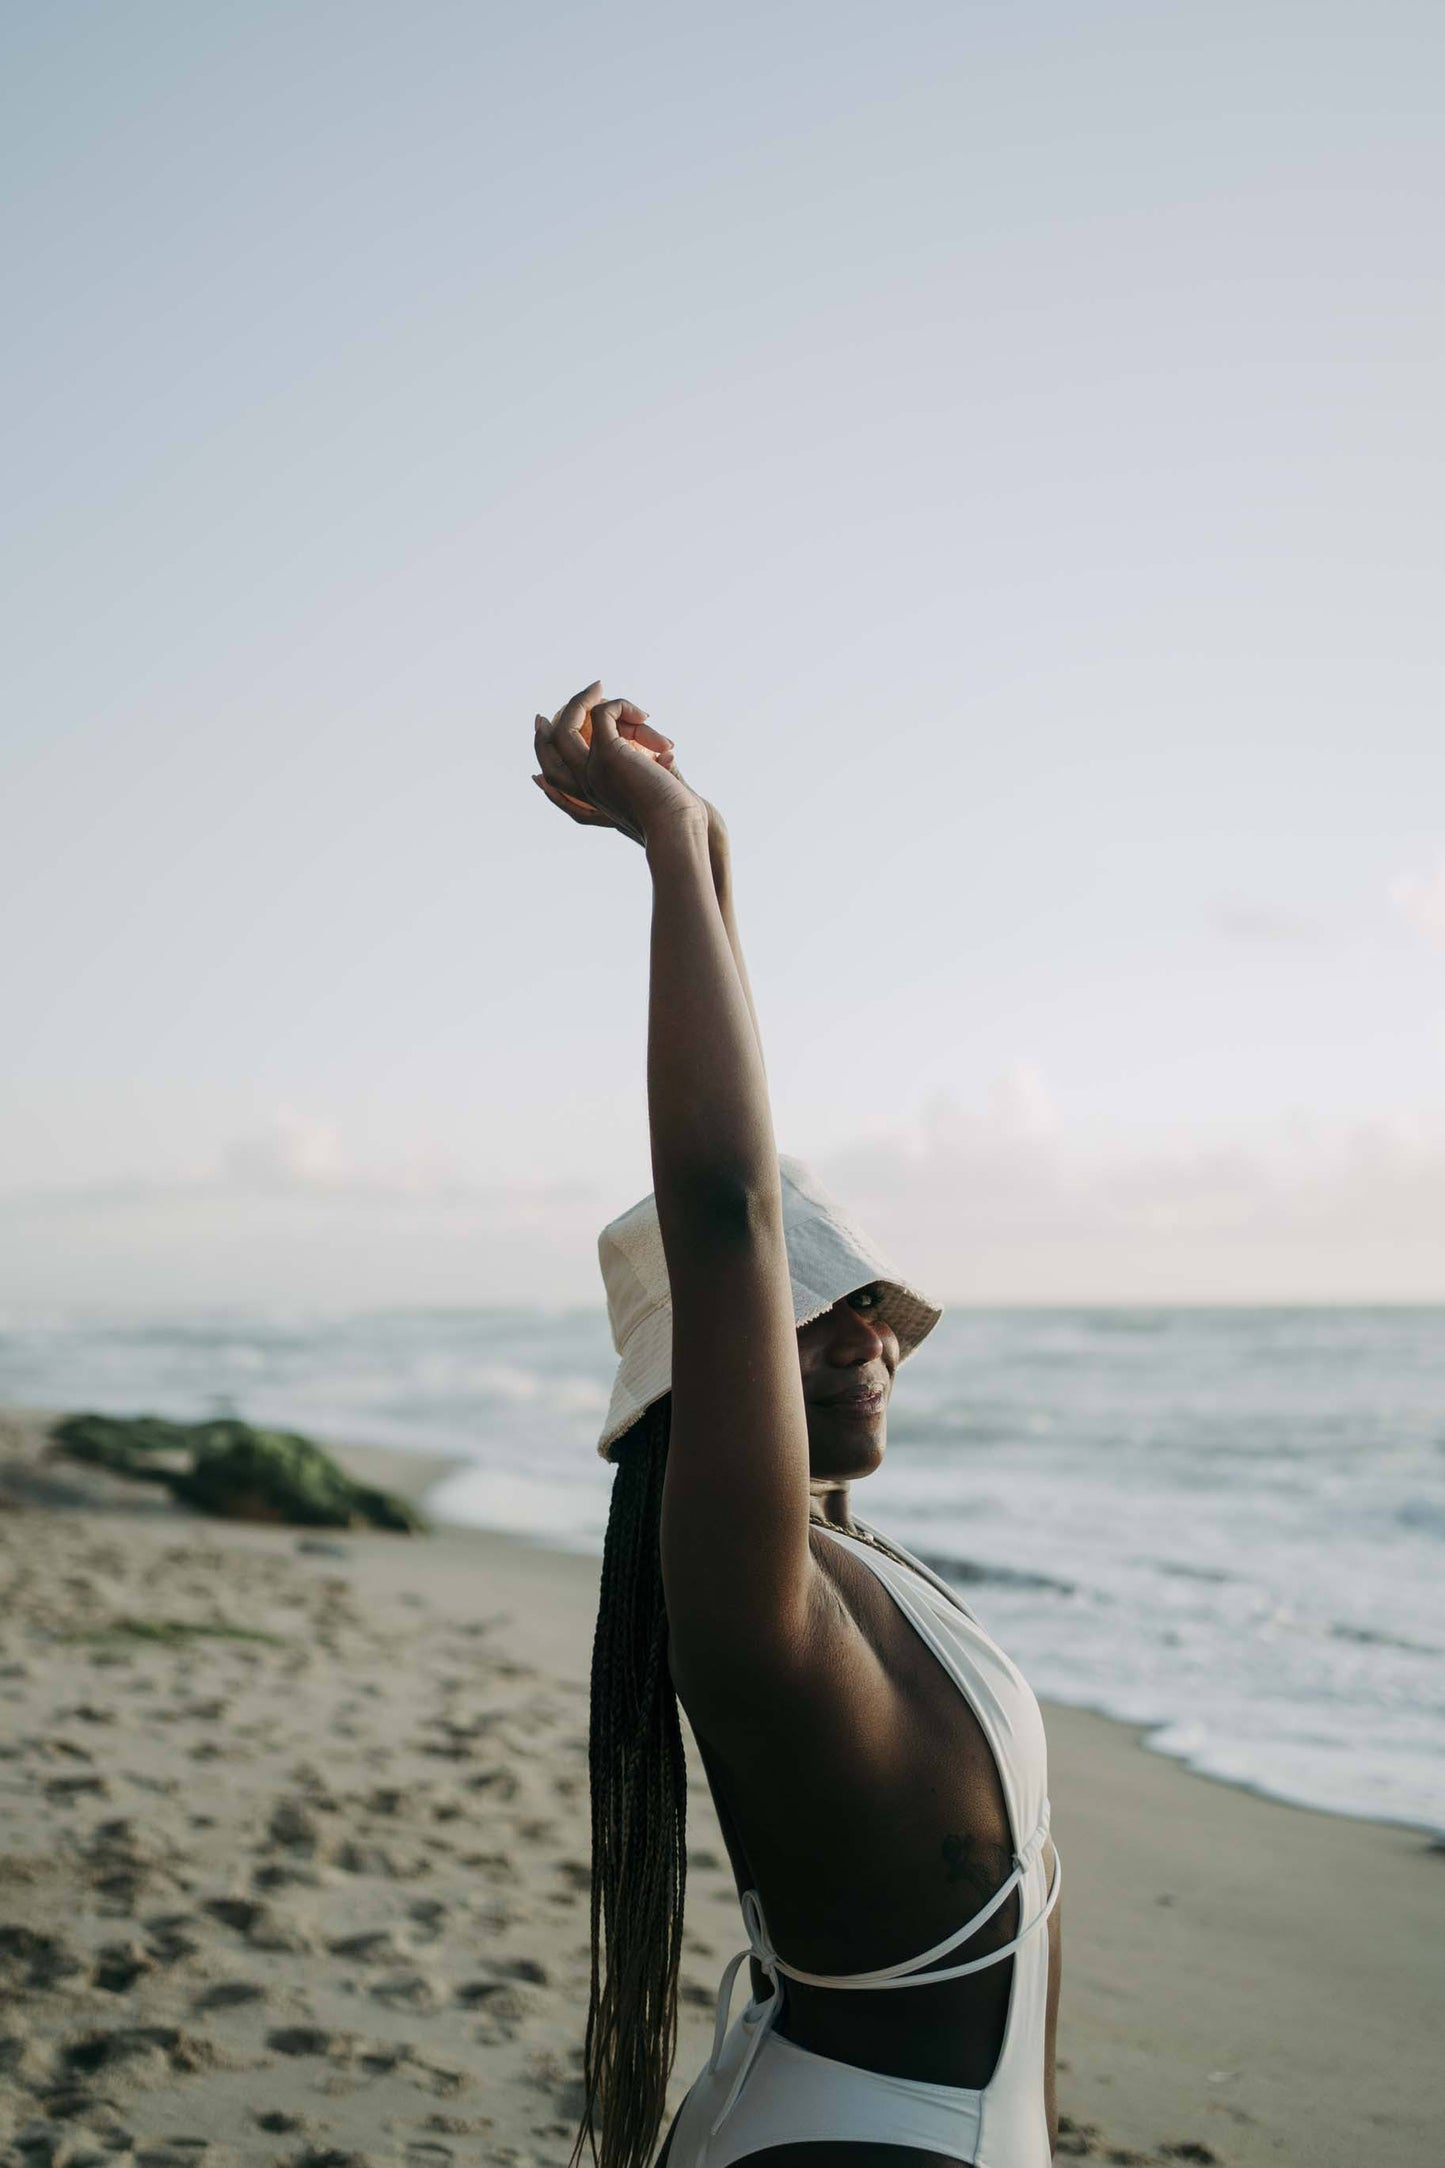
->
[657,1166,781,1248]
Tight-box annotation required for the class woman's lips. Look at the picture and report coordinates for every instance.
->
[824,1386,886,1416]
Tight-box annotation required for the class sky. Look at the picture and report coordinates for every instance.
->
[3,0,1443,1307]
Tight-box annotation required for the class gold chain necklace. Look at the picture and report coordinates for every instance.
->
[810,1517,976,1626]
[810,1515,902,1565]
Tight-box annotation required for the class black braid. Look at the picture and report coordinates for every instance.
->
[570,1394,687,2168]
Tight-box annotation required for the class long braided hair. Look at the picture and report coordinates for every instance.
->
[570,1391,688,2168]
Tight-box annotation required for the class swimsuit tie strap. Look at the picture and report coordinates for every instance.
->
[771,1801,1054,1991]
[707,1887,782,2137]
[704,1812,1062,2135]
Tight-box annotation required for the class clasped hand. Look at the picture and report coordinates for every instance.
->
[531,681,707,847]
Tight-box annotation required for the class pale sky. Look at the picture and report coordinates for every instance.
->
[3,1,1443,1306]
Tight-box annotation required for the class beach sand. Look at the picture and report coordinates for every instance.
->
[1,1406,1440,2168]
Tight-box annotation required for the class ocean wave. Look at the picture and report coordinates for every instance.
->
[3,1299,1443,1834]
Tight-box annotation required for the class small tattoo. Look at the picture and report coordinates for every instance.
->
[940,1832,1012,1905]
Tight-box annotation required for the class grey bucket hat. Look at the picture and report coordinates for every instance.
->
[595,1152,944,1460]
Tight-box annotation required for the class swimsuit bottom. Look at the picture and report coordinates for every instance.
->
[664,1990,988,2167]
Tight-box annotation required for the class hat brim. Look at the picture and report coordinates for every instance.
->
[597,1275,942,1462]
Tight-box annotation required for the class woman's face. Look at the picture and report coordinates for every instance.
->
[797,1284,899,1482]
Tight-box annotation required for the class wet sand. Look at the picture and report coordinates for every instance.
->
[1,1406,1440,2167]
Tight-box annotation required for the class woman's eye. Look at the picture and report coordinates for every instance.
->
[850,1287,882,1310]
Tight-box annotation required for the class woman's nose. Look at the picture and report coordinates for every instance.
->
[827,1303,888,1361]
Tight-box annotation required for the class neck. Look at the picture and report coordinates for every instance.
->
[807,1478,855,1530]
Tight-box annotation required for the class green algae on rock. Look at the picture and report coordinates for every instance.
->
[175,1420,427,1532]
[53,1413,427,1533]
[52,1411,193,1482]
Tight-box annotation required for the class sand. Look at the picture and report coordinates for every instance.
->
[1,1405,1441,2168]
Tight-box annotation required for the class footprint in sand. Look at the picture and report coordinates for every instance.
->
[368,1971,442,2013]
[57,2024,210,2081]
[135,2139,210,2168]
[92,1937,155,1993]
[514,1819,558,1845]
[143,1913,203,1964]
[252,1860,324,1894]
[191,1978,269,2010]
[249,1907,316,1959]
[286,2150,376,2168]
[265,1795,326,1853]
[203,1895,264,1933]
[327,1927,412,1965]
[0,2022,49,2090]
[37,1734,96,1762]
[404,1899,450,1945]
[332,1838,403,1878]
[464,1768,518,1802]
[0,1924,86,1990]
[44,1771,111,1802]
[405,2050,468,2099]
[459,1988,533,2042]
[265,2024,340,2057]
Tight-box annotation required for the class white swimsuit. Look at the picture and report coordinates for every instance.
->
[664,1523,1061,2167]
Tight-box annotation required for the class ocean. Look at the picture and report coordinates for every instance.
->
[3,1303,1442,1838]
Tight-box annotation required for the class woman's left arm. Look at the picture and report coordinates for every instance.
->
[532,688,814,1688]
[705,810,767,1084]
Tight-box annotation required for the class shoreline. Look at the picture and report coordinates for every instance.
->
[2,1406,1441,2166]
[426,1511,1443,1846]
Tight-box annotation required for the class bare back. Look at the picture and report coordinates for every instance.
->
[670,1527,1061,2114]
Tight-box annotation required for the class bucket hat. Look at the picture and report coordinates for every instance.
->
[595,1152,944,1460]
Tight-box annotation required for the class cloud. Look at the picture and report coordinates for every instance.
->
[816,1082,1445,1303]
[4,1084,1445,1305]
[221,1109,349,1190]
[0,1109,613,1305]
[208,1112,598,1218]
[1210,901,1327,947]
[1390,862,1445,950]
[986,1059,1059,1141]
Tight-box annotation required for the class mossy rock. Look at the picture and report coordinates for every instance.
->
[175,1421,426,1532]
[52,1411,193,1482]
[53,1413,426,1533]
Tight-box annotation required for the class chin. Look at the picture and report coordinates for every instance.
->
[816,1434,886,1483]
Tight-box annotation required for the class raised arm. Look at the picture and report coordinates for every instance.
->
[705,812,768,1086]
[532,686,813,1682]
[642,811,815,1660]
[533,697,766,1077]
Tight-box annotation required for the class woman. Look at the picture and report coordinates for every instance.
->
[532,684,1062,2168]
